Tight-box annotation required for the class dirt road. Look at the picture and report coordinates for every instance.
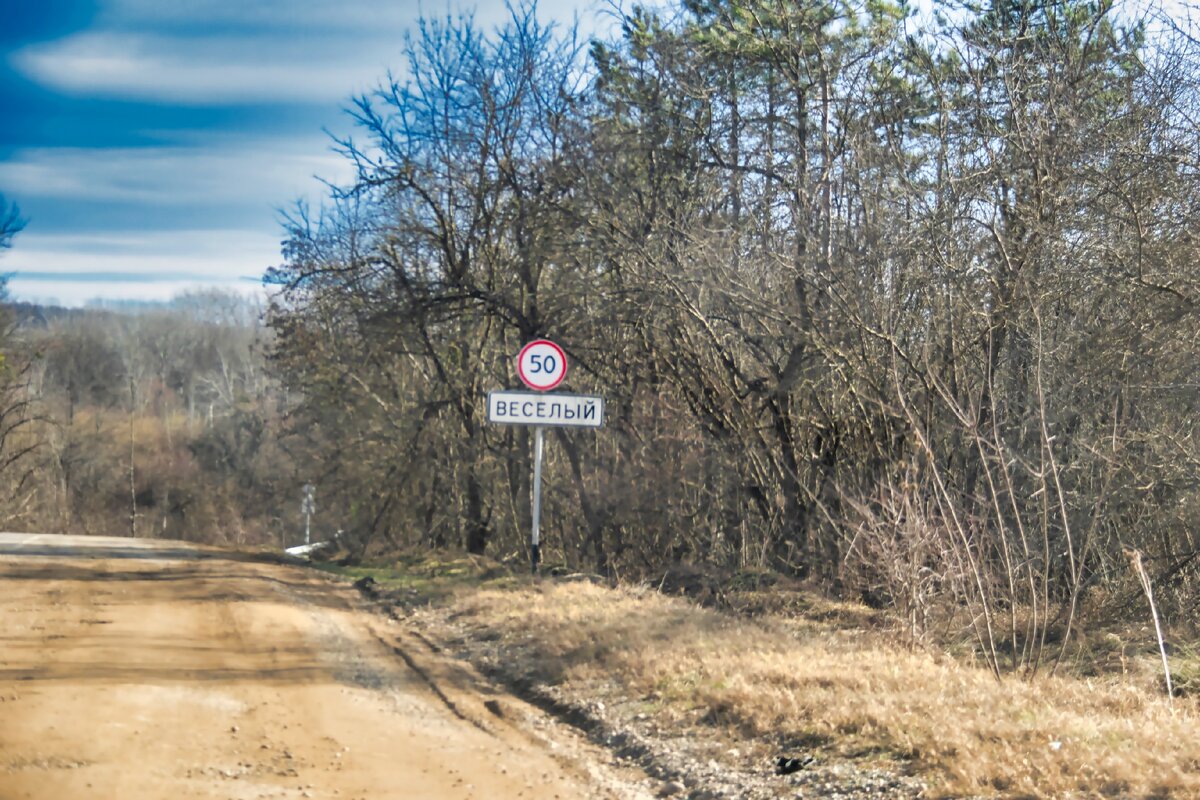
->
[0,534,644,800]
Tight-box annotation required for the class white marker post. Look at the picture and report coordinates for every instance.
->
[488,340,603,574]
[301,484,315,546]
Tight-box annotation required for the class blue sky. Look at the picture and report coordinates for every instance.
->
[0,0,599,306]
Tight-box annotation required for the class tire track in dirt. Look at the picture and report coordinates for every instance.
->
[0,534,651,800]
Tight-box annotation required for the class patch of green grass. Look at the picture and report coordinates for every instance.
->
[311,551,523,605]
[1167,642,1200,697]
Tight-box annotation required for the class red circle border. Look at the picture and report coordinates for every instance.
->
[517,339,568,391]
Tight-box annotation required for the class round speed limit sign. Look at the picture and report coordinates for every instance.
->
[517,339,567,391]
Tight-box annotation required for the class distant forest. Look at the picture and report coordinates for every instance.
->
[0,291,289,546]
[4,0,1200,674]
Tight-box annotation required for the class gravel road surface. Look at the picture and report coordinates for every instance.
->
[0,534,645,800]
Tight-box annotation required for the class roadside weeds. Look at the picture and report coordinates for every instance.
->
[328,558,1200,799]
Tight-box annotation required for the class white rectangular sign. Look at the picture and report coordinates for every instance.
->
[487,391,604,428]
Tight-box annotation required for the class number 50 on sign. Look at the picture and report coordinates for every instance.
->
[517,339,567,391]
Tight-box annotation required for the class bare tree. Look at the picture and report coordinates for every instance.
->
[0,195,23,251]
[260,0,1200,670]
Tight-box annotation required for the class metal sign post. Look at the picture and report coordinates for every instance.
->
[531,426,544,572]
[301,484,315,546]
[487,340,604,574]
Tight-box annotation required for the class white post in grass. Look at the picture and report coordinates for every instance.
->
[1126,547,1173,701]
[302,484,315,548]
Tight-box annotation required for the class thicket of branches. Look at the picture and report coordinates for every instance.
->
[268,0,1200,671]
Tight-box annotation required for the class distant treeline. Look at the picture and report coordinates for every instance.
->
[0,290,295,547]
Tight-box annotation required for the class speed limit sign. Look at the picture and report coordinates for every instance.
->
[517,339,567,391]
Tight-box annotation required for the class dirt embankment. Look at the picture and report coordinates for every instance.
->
[0,534,649,800]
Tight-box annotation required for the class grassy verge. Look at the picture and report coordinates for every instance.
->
[323,555,1200,798]
[312,552,520,601]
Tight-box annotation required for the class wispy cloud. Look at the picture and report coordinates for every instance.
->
[1,229,283,282]
[11,0,597,105]
[12,31,394,104]
[100,0,426,33]
[11,270,259,283]
[1,0,598,306]
[0,138,352,207]
[7,278,265,308]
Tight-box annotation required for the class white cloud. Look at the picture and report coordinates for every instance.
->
[8,278,265,308]
[101,0,422,32]
[0,0,607,306]
[9,228,280,264]
[99,0,590,38]
[10,0,603,105]
[0,138,353,207]
[4,228,281,279]
[0,128,355,309]
[3,227,275,306]
[11,30,395,104]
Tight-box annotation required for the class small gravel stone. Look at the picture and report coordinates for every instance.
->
[657,780,685,797]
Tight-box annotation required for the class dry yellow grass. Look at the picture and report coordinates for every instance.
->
[441,580,1200,798]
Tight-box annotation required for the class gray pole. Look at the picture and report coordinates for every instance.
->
[302,484,314,547]
[531,426,544,574]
